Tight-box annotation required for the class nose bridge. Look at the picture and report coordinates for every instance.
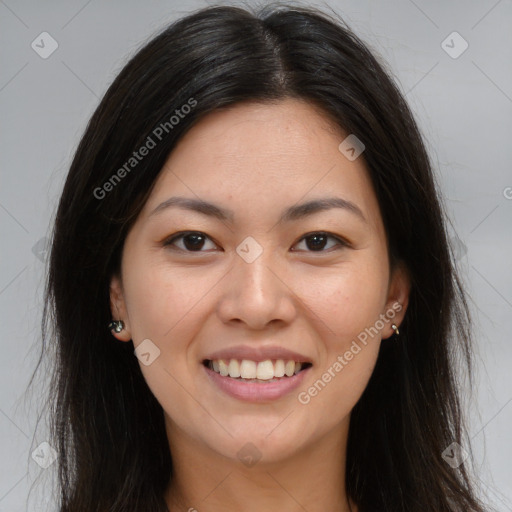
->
[218,236,295,327]
[233,237,281,300]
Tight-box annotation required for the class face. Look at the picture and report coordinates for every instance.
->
[110,98,409,465]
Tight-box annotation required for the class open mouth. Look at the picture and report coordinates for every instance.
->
[202,359,313,383]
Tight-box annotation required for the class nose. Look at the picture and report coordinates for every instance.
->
[216,246,297,330]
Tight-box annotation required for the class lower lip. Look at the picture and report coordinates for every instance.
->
[202,363,312,403]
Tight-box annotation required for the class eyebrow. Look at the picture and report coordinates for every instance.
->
[149,196,366,224]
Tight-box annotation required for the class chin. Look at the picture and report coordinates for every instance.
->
[213,420,309,465]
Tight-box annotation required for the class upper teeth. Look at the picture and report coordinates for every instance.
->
[210,359,303,380]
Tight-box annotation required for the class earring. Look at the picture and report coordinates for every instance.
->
[108,320,125,333]
[391,324,400,336]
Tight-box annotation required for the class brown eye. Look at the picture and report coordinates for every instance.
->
[163,230,348,254]
[164,231,217,252]
[292,232,348,252]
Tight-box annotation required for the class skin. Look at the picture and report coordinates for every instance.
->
[110,98,410,512]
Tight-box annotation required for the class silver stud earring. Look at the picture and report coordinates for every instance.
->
[108,320,125,333]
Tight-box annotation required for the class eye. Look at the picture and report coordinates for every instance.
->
[163,231,218,252]
[163,230,348,253]
[292,231,348,252]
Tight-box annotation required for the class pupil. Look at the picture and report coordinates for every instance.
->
[184,233,204,251]
[307,234,327,251]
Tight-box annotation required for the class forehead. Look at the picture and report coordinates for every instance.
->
[165,98,344,171]
[141,98,382,231]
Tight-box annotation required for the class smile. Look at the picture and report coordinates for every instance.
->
[205,358,311,380]
[202,359,313,402]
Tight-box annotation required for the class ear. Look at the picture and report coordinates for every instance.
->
[382,262,410,340]
[109,273,132,342]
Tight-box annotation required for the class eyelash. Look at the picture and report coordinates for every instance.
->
[162,231,350,254]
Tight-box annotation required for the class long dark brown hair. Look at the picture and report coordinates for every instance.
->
[28,2,490,511]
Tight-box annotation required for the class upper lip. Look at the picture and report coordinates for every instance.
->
[203,345,313,364]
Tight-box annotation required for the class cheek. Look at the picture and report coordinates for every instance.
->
[122,258,209,341]
[120,259,209,423]
[301,343,379,418]
[292,260,386,411]
[294,260,388,341]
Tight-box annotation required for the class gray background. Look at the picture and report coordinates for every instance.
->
[1,0,511,510]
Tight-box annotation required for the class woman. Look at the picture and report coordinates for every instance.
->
[36,3,489,511]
